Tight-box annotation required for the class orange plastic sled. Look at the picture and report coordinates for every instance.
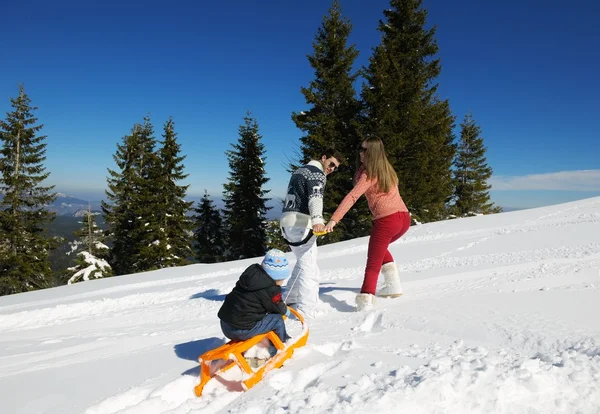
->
[194,307,309,397]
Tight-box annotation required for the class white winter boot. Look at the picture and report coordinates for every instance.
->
[377,262,403,298]
[355,293,376,311]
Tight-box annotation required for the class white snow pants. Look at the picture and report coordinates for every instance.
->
[281,226,320,313]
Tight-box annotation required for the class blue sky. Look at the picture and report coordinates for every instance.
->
[1,0,599,209]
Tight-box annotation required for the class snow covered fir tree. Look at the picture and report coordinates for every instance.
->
[143,118,193,268]
[102,116,192,276]
[222,113,271,260]
[292,0,369,243]
[0,85,58,295]
[451,112,502,216]
[361,0,456,223]
[66,206,112,284]
[102,118,154,276]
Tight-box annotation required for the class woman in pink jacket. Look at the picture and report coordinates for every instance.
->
[324,137,410,311]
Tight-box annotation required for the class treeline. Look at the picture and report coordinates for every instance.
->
[0,0,499,295]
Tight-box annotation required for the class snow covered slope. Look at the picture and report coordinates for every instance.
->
[1,197,600,413]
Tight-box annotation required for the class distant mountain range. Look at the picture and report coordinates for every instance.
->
[45,193,523,217]
[45,193,285,218]
[48,195,104,217]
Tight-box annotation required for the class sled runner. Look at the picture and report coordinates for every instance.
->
[194,307,309,396]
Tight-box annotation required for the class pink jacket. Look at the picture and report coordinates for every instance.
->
[331,165,408,223]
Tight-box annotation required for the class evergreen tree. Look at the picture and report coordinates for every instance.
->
[67,206,112,284]
[0,85,57,295]
[452,112,501,216]
[73,206,109,257]
[362,0,456,222]
[193,190,223,263]
[102,117,156,275]
[292,0,369,242]
[137,118,193,269]
[222,113,270,260]
[128,117,163,271]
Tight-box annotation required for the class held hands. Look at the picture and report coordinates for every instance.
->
[313,221,336,237]
[312,223,326,234]
[324,220,337,233]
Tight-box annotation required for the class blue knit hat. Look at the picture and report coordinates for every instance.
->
[261,249,289,280]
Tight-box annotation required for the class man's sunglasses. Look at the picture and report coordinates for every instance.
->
[328,162,339,172]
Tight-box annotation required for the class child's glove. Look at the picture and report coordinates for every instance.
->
[285,306,291,318]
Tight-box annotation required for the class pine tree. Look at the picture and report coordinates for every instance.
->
[102,125,137,276]
[362,0,456,223]
[452,113,501,216]
[193,190,223,263]
[102,117,157,275]
[136,118,193,269]
[67,206,112,284]
[222,113,270,260]
[73,206,109,258]
[158,118,193,265]
[128,116,164,271]
[0,85,57,295]
[292,0,369,242]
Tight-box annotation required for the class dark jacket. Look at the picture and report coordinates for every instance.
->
[218,264,287,330]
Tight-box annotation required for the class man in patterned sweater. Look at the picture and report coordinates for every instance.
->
[280,148,343,318]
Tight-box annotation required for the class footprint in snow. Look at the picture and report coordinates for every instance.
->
[269,361,340,392]
[352,311,385,333]
[312,340,358,356]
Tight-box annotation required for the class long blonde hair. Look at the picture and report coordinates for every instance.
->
[360,137,398,193]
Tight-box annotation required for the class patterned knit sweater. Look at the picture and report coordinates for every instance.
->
[280,160,326,228]
[331,165,408,223]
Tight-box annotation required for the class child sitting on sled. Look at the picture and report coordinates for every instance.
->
[218,249,291,365]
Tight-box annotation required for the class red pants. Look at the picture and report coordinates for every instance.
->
[361,211,411,294]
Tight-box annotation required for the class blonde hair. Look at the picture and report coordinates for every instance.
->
[361,137,398,193]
